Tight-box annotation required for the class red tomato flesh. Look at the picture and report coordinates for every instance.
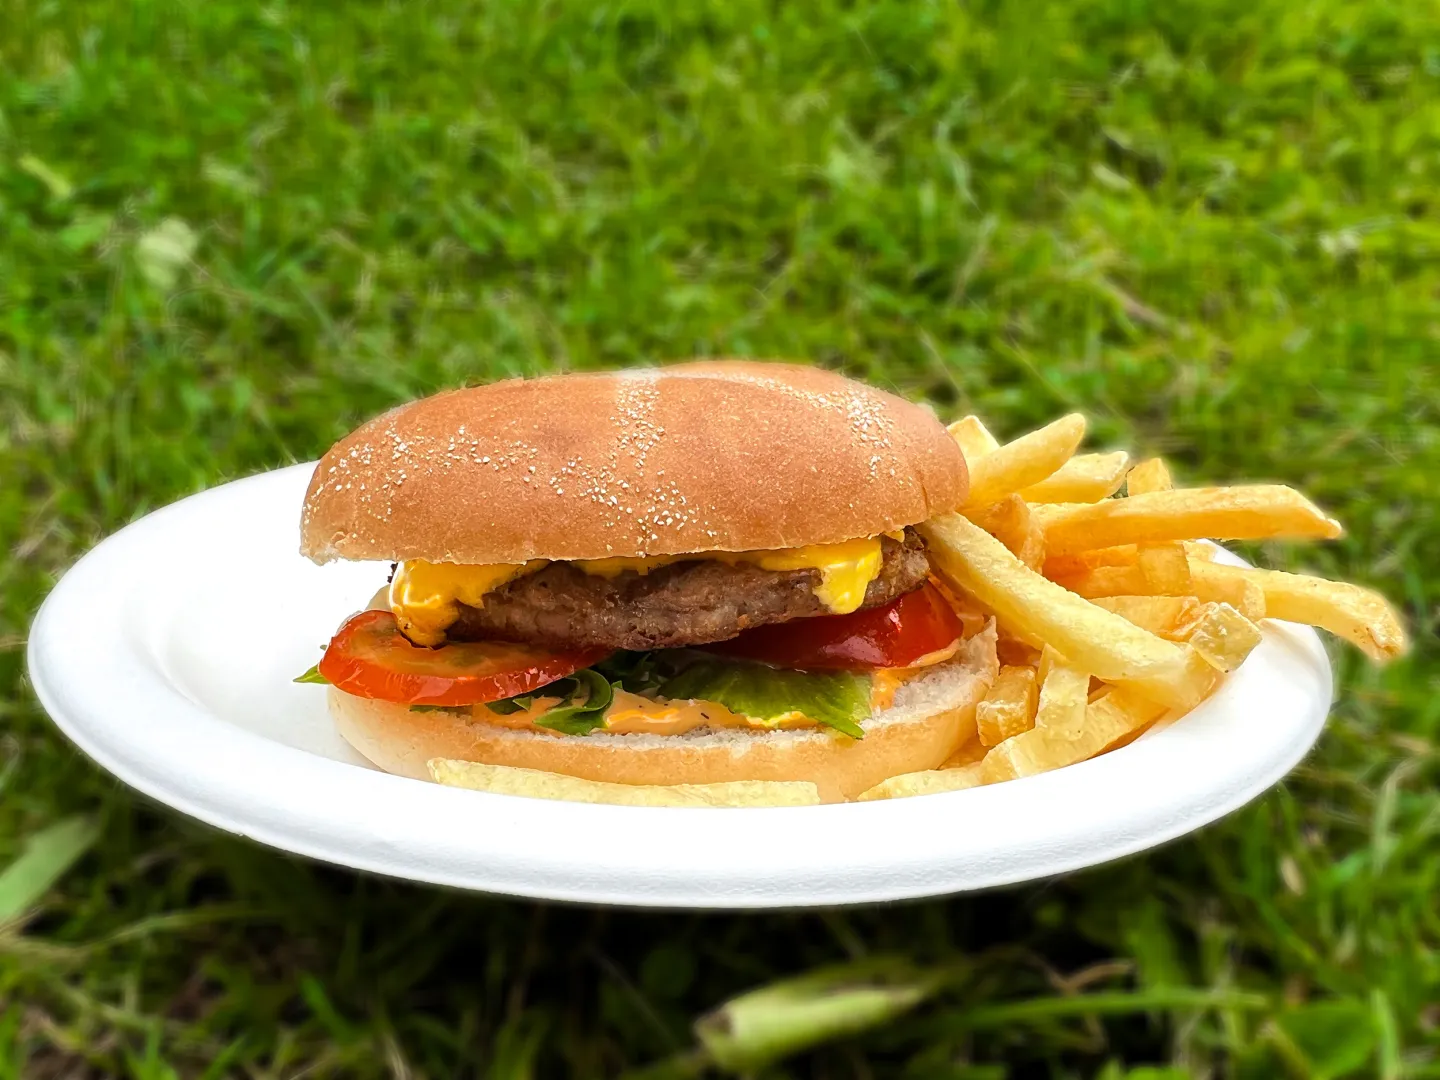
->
[707,583,964,671]
[318,610,609,706]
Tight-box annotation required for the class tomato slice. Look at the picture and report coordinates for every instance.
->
[708,583,964,671]
[318,610,609,706]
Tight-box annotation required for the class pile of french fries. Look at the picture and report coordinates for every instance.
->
[859,413,1409,801]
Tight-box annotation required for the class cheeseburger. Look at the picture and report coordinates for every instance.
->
[298,361,997,801]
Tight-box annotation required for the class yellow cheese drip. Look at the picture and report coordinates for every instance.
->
[389,560,547,646]
[391,537,887,645]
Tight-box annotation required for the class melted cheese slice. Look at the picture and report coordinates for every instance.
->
[389,560,547,646]
[390,537,886,646]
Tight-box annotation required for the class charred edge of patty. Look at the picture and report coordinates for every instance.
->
[446,528,932,652]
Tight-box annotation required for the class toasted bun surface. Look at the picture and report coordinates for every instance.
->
[301,361,967,564]
[330,626,998,803]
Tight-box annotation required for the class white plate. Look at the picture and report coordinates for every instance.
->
[28,464,1332,908]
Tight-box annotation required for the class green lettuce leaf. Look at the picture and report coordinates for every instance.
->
[531,668,615,736]
[657,658,870,739]
[293,665,329,685]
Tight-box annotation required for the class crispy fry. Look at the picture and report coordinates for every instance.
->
[429,760,822,807]
[941,738,988,768]
[1057,556,1266,621]
[1089,595,1202,640]
[1116,646,1221,712]
[963,414,1087,510]
[919,514,1193,690]
[1019,451,1131,504]
[1187,562,1408,661]
[1126,457,1173,495]
[947,415,1000,463]
[1137,543,1192,595]
[1043,545,1139,580]
[1033,486,1343,556]
[1184,561,1267,619]
[1181,602,1264,672]
[981,686,1168,783]
[856,763,986,801]
[1184,541,1218,562]
[1056,564,1149,599]
[1034,648,1089,739]
[976,665,1039,746]
[966,494,1046,571]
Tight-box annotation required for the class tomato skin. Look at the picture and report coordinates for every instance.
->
[708,584,964,671]
[318,610,608,706]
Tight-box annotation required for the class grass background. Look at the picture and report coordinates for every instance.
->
[2,0,1437,1074]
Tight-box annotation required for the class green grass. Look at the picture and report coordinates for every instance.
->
[2,0,1438,1074]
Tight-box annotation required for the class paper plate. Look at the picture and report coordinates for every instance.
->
[28,464,1332,908]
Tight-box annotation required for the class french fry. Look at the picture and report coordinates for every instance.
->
[1058,557,1265,621]
[1033,485,1343,556]
[941,738,988,768]
[1126,457,1173,495]
[429,760,822,807]
[1056,564,1150,599]
[1184,560,1267,619]
[1186,562,1408,661]
[1183,541,1218,562]
[981,686,1168,783]
[1034,648,1089,739]
[1043,545,1139,580]
[919,513,1194,690]
[1137,543,1192,595]
[1089,595,1202,640]
[856,763,986,801]
[963,414,1087,510]
[1019,451,1131,504]
[1180,603,1263,672]
[976,665,1040,746]
[966,494,1045,571]
[947,415,1000,462]
[1117,646,1222,712]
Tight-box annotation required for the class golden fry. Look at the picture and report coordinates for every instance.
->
[1058,556,1265,621]
[1019,451,1131,504]
[976,665,1039,746]
[857,764,986,801]
[963,414,1087,510]
[1137,543,1192,595]
[1181,602,1263,672]
[1043,545,1139,580]
[966,494,1045,571]
[1126,457,1173,495]
[1089,595,1202,640]
[919,513,1193,688]
[1033,485,1343,556]
[1184,560,1267,619]
[947,415,1001,463]
[1116,646,1221,712]
[941,738,988,768]
[1188,562,1408,661]
[981,686,1167,783]
[1034,647,1089,739]
[429,760,822,807]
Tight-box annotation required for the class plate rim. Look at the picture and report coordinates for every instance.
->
[27,462,1334,908]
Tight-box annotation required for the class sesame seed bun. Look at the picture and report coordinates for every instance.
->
[329,624,998,803]
[300,361,967,565]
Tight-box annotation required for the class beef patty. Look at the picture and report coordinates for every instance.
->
[448,529,931,652]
